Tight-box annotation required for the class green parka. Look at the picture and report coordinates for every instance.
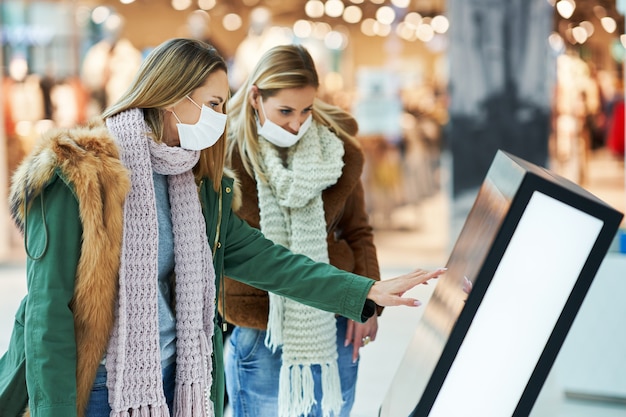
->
[0,119,376,417]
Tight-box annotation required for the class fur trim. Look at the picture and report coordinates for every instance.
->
[10,118,131,416]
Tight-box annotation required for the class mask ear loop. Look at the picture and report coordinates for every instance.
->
[185,95,202,109]
[258,97,269,122]
[171,110,183,124]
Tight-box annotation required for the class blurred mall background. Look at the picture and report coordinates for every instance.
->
[1,0,625,254]
[0,0,625,416]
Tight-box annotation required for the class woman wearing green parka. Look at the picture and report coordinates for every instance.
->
[0,38,445,417]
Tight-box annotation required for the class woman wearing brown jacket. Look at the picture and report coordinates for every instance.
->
[223,44,381,417]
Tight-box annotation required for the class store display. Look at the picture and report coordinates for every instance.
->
[380,150,623,417]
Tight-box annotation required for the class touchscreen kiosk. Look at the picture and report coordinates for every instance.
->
[380,150,623,417]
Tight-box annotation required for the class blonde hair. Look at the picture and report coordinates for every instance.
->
[102,38,228,191]
[226,44,359,179]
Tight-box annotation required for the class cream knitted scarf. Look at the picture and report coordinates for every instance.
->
[105,108,216,417]
[257,121,345,417]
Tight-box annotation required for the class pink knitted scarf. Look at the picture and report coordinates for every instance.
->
[105,108,216,416]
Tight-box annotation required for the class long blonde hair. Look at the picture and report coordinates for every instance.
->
[102,38,228,191]
[226,44,359,180]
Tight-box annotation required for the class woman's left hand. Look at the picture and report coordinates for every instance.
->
[345,315,379,363]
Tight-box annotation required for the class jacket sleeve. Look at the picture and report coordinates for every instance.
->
[24,176,80,417]
[222,211,375,323]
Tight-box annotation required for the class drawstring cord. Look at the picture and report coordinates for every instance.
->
[23,190,49,260]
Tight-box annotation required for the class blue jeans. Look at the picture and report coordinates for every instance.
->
[225,316,358,417]
[85,362,176,416]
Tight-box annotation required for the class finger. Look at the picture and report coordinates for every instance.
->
[352,327,366,362]
[344,319,355,347]
[353,342,360,363]
[392,297,423,307]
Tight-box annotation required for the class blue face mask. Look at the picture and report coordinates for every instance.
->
[173,96,227,151]
[256,98,312,148]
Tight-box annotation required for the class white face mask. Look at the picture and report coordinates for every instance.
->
[173,96,227,150]
[256,98,312,148]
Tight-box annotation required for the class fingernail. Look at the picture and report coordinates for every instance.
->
[413,300,422,307]
[439,267,448,272]
[344,339,349,347]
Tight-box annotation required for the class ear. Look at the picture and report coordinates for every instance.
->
[248,85,260,110]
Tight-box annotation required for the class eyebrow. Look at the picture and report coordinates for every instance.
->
[208,96,225,104]
[278,105,313,110]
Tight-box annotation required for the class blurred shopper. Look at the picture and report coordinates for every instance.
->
[0,38,444,417]
[224,44,380,417]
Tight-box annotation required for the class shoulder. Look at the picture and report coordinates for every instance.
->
[9,118,130,227]
[315,121,364,167]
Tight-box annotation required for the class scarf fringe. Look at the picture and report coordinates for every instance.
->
[320,362,343,417]
[277,362,344,417]
[265,292,284,352]
[110,404,171,417]
[278,364,315,417]
[174,382,214,417]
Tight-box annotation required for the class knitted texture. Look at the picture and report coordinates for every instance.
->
[257,121,345,417]
[105,108,216,417]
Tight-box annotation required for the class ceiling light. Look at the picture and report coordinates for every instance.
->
[343,5,363,24]
[361,18,377,36]
[431,15,450,34]
[579,20,594,37]
[405,12,423,26]
[313,22,332,39]
[555,0,575,19]
[416,23,435,42]
[601,16,617,33]
[325,0,345,18]
[305,0,324,19]
[223,13,242,31]
[376,6,396,25]
[198,0,216,10]
[325,31,347,49]
[293,19,313,38]
[391,0,411,8]
[171,0,192,11]
[91,6,111,24]
[571,26,588,43]
[374,22,391,37]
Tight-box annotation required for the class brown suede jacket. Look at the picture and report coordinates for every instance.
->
[220,135,382,329]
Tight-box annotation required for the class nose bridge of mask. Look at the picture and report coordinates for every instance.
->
[260,98,305,133]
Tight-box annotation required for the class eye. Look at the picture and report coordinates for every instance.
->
[302,108,313,116]
[279,108,293,116]
[210,101,220,109]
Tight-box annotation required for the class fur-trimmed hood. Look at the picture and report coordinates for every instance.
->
[9,118,130,231]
